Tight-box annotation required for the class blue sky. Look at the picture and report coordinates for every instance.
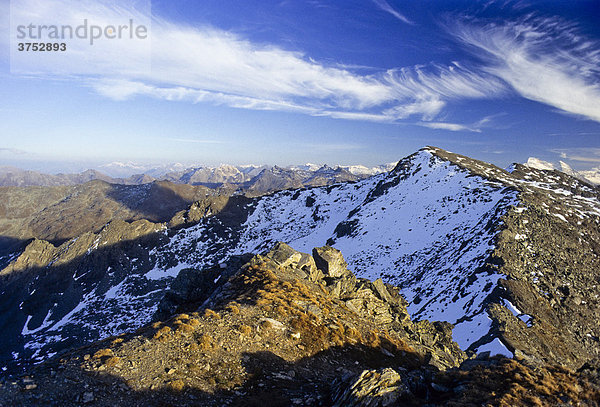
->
[1,0,600,172]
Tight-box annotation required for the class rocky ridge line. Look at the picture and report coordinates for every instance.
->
[2,243,599,406]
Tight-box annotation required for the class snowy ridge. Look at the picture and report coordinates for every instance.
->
[12,150,520,366]
[230,150,518,351]
[140,150,517,352]
[19,147,600,369]
[524,156,600,185]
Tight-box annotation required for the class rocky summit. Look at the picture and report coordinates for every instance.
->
[1,146,600,405]
[2,243,598,406]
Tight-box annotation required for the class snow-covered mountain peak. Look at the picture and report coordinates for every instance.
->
[525,157,555,171]
[4,146,600,374]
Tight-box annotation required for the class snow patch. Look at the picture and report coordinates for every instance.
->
[145,262,191,280]
[476,338,513,358]
[502,299,522,317]
[452,312,493,349]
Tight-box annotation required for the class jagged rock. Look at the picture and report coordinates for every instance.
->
[82,392,94,403]
[267,242,303,267]
[325,274,357,298]
[332,368,409,407]
[299,254,322,282]
[312,246,349,278]
[3,243,600,406]
[4,145,600,380]
[372,279,392,303]
[154,254,253,320]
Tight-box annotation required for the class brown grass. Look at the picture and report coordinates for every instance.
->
[203,309,221,319]
[440,357,600,406]
[260,320,273,330]
[174,322,195,336]
[93,348,113,359]
[152,326,172,340]
[167,379,185,392]
[198,334,214,351]
[366,330,381,348]
[104,356,121,368]
[226,303,241,314]
[187,318,200,328]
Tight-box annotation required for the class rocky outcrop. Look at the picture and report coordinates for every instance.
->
[2,243,599,407]
[0,243,461,406]
[2,145,600,393]
[204,243,466,370]
[167,195,252,229]
[427,146,600,370]
[332,355,600,407]
[332,368,409,407]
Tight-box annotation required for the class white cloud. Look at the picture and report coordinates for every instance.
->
[9,0,151,76]
[417,121,481,132]
[8,0,508,127]
[8,0,600,133]
[96,22,504,122]
[416,113,504,133]
[451,17,600,123]
[551,148,600,163]
[372,0,413,25]
[0,147,29,155]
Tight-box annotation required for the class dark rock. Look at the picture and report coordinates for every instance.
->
[82,392,94,403]
[266,242,302,267]
[430,382,450,393]
[312,246,349,278]
[154,254,253,320]
[331,368,409,407]
[372,278,392,303]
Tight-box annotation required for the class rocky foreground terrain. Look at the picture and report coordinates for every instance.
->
[1,244,598,406]
[1,146,600,405]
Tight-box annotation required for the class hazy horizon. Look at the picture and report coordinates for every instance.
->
[2,0,600,173]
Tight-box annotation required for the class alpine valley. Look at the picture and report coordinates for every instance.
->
[1,147,599,406]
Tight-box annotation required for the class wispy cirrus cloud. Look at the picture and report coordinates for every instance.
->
[450,16,600,122]
[89,21,508,123]
[9,0,505,126]
[11,0,600,131]
[551,148,600,163]
[416,113,505,133]
[417,121,479,132]
[0,147,28,155]
[372,0,413,25]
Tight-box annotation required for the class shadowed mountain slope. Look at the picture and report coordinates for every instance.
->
[1,146,599,379]
[1,244,598,406]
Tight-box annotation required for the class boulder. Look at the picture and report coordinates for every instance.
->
[332,368,409,407]
[312,246,350,278]
[267,242,303,268]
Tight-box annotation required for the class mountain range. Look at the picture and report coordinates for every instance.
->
[0,162,396,190]
[1,147,599,405]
